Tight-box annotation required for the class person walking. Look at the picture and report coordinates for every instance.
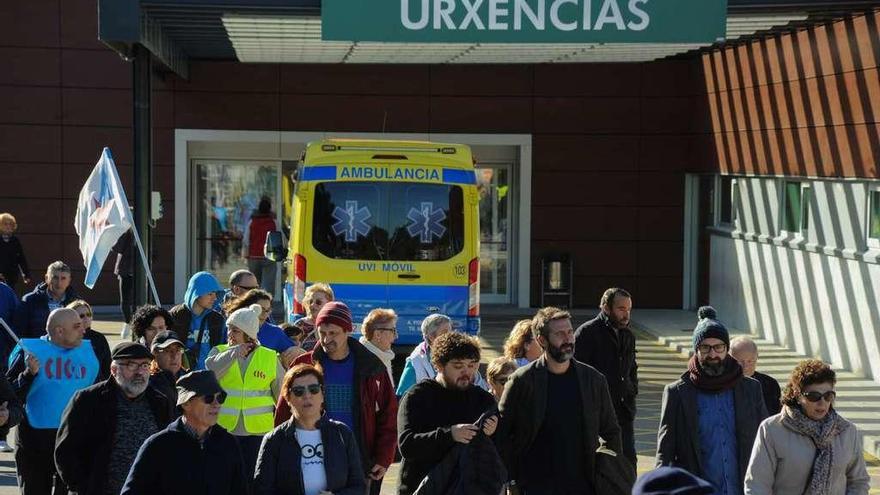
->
[169,271,225,370]
[656,306,768,495]
[275,301,397,495]
[255,364,366,495]
[293,283,334,351]
[359,308,398,385]
[205,303,285,486]
[396,332,501,495]
[121,370,249,495]
[496,307,625,495]
[15,261,78,338]
[148,330,188,413]
[7,308,100,495]
[486,356,517,401]
[0,373,24,454]
[729,336,782,416]
[224,288,302,366]
[130,304,174,349]
[242,197,280,292]
[503,319,543,367]
[54,342,173,495]
[0,213,30,294]
[67,300,111,381]
[110,229,135,339]
[574,287,638,467]
[744,359,869,494]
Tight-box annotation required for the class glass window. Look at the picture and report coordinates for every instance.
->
[782,181,809,234]
[869,190,880,245]
[312,182,464,261]
[718,176,736,226]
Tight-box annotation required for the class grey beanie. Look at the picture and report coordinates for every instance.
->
[692,306,729,350]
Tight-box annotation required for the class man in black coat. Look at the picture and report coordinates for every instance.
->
[14,261,78,338]
[497,307,624,495]
[574,287,638,467]
[121,369,248,495]
[397,332,500,495]
[55,342,173,495]
[729,336,782,416]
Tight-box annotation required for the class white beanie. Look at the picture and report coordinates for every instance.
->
[227,304,262,341]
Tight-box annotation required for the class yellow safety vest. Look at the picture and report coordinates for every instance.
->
[216,344,277,434]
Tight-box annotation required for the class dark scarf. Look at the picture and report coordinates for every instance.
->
[687,355,742,392]
[781,405,848,495]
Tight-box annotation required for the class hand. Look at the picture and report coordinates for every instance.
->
[482,415,498,437]
[368,464,387,480]
[451,424,478,444]
[25,354,39,376]
[0,402,8,427]
[237,343,255,358]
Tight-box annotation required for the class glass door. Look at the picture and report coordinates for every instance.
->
[192,160,281,296]
[477,164,513,304]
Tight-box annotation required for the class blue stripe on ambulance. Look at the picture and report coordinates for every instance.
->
[300,166,337,181]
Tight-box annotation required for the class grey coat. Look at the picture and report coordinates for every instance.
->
[655,372,768,483]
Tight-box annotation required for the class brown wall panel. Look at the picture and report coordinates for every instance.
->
[0,48,60,86]
[430,96,531,133]
[0,86,61,124]
[532,171,639,207]
[0,1,59,48]
[430,65,533,96]
[62,50,131,89]
[533,134,639,172]
[174,92,280,130]
[0,125,61,162]
[532,206,638,241]
[280,94,430,132]
[280,64,430,95]
[638,207,684,241]
[62,88,132,127]
[62,126,132,165]
[1,163,63,198]
[177,62,280,94]
[59,0,104,50]
[534,64,642,97]
[533,97,640,134]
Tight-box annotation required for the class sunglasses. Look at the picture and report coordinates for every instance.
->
[290,384,322,397]
[202,392,228,404]
[78,312,93,318]
[236,285,259,291]
[801,390,836,403]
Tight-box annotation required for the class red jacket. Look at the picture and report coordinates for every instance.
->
[246,214,276,259]
[274,337,398,469]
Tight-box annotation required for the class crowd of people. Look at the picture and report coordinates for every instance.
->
[0,246,871,494]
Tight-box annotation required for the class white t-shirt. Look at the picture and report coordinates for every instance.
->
[297,428,327,495]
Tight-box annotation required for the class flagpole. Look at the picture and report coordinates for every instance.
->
[128,225,161,306]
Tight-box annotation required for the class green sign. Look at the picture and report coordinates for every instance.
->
[322,0,727,43]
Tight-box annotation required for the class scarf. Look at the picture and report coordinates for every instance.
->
[780,405,848,495]
[687,354,742,392]
[359,336,395,384]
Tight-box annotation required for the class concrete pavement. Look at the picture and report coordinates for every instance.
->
[0,309,875,493]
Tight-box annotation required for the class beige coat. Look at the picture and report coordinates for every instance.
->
[744,410,870,495]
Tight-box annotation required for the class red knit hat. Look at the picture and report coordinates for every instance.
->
[315,301,353,333]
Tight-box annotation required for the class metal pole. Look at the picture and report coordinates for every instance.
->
[132,44,152,306]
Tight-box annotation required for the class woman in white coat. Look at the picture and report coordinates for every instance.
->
[744,359,869,495]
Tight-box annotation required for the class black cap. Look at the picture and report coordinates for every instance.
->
[151,330,184,353]
[633,467,714,495]
[111,342,153,361]
[175,370,224,406]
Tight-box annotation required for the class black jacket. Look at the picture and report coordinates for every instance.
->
[54,378,173,495]
[168,304,225,365]
[0,235,28,286]
[14,282,78,338]
[574,312,638,422]
[149,368,186,415]
[84,328,111,382]
[752,371,782,416]
[121,417,248,495]
[254,417,365,495]
[496,356,622,488]
[0,373,23,438]
[397,380,497,495]
[655,372,768,482]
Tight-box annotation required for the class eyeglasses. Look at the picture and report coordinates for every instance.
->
[290,384,322,397]
[802,390,836,403]
[374,327,397,334]
[77,312,92,318]
[202,392,228,404]
[117,361,151,372]
[236,285,259,291]
[697,343,728,354]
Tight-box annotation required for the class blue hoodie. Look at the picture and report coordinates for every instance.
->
[183,272,225,369]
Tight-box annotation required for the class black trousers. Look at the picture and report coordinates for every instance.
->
[119,275,134,323]
[235,434,263,489]
[15,420,68,495]
[620,417,637,468]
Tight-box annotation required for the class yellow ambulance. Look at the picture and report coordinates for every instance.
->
[275,139,481,344]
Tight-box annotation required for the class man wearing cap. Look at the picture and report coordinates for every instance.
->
[275,301,397,495]
[7,307,99,495]
[149,330,188,410]
[205,303,285,487]
[121,370,248,495]
[656,306,768,495]
[55,341,173,495]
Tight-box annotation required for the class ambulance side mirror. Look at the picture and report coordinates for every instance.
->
[264,231,288,263]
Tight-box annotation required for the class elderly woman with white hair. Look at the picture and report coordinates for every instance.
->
[395,313,489,397]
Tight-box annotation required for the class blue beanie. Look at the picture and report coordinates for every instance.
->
[632,467,714,495]
[692,305,729,350]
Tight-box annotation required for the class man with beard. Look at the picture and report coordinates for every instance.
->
[55,342,173,495]
[497,307,623,495]
[397,332,498,494]
[275,301,397,495]
[574,287,638,467]
[656,306,768,495]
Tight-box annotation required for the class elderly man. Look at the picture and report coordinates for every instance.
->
[15,261,78,338]
[656,306,768,495]
[729,336,782,416]
[7,308,99,495]
[55,342,173,495]
[215,269,259,313]
[121,370,248,494]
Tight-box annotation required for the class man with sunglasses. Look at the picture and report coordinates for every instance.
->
[122,369,248,495]
[215,269,259,313]
[55,342,173,495]
[656,306,768,495]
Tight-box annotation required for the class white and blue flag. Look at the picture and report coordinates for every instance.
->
[74,147,133,289]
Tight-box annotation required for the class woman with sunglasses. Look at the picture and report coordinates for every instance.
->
[206,303,286,488]
[67,300,111,381]
[744,359,869,494]
[255,364,366,495]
